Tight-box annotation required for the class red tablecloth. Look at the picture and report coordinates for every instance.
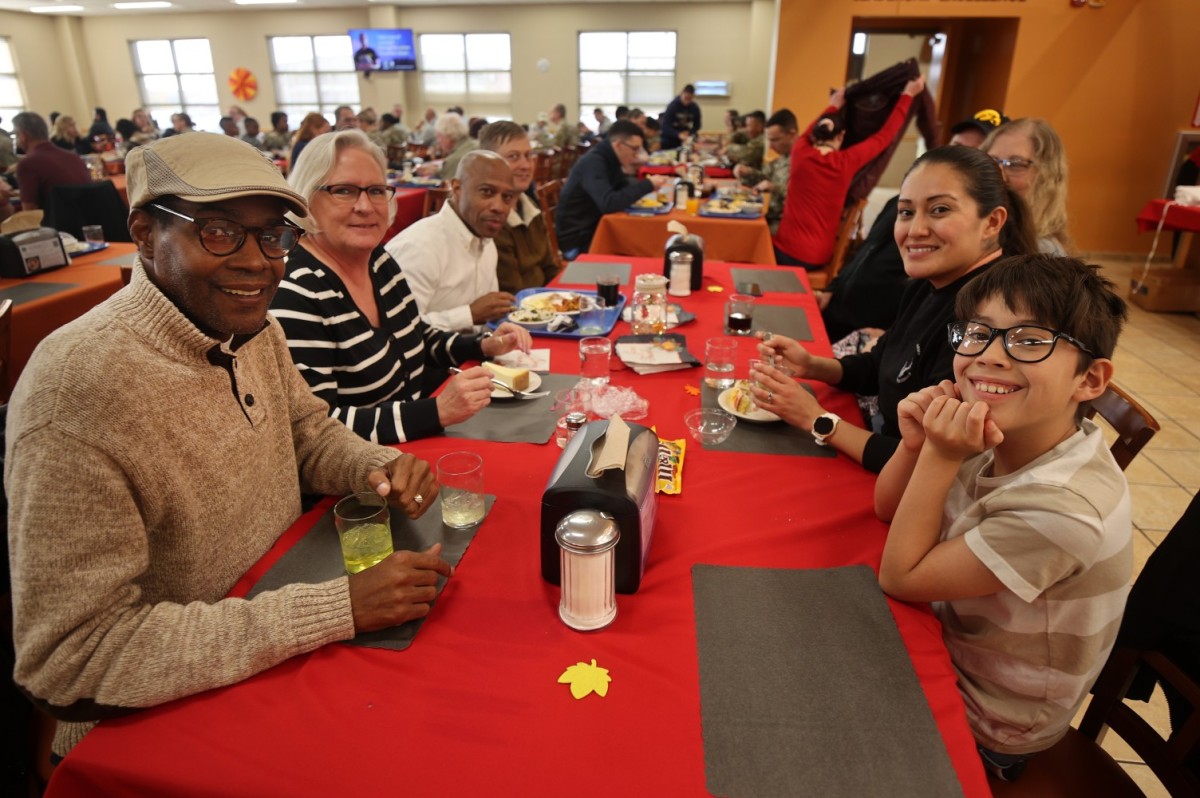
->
[1135,198,1200,234]
[590,210,776,265]
[46,257,988,798]
[639,165,734,179]
[382,187,427,243]
[0,242,132,393]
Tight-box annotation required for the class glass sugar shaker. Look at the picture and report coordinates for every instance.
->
[668,251,693,298]
[555,510,620,631]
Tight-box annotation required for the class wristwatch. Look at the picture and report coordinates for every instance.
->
[811,413,841,447]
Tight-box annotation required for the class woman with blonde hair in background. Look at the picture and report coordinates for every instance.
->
[50,115,93,156]
[983,118,1071,255]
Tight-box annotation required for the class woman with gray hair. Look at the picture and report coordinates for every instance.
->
[271,129,531,445]
[418,111,476,180]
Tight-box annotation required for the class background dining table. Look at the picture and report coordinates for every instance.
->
[589,208,776,265]
[43,256,989,798]
[0,241,134,394]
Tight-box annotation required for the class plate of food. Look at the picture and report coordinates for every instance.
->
[701,197,763,218]
[518,290,595,316]
[481,362,542,399]
[718,380,781,423]
[628,194,673,215]
[65,240,109,257]
[507,307,555,329]
[395,176,443,188]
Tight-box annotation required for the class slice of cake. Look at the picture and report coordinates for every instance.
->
[482,362,530,392]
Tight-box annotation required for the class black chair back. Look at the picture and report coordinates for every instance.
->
[44,181,132,243]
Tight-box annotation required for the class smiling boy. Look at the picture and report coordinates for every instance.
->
[874,254,1132,781]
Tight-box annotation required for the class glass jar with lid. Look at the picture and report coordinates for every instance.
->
[630,273,668,335]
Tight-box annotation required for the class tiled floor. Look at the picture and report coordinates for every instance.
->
[1071,258,1200,796]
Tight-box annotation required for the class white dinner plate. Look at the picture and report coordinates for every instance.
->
[717,385,781,423]
[491,371,542,400]
[518,291,595,316]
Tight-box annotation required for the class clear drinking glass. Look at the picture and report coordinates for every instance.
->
[333,492,394,575]
[437,451,486,529]
[579,336,612,387]
[704,337,738,389]
[725,293,755,336]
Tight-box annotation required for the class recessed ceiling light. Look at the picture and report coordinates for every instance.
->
[113,1,172,7]
[232,0,297,4]
[30,4,85,11]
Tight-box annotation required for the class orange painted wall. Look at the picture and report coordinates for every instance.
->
[773,0,1200,254]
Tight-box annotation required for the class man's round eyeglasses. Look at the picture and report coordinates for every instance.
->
[948,320,1097,364]
[150,203,303,259]
[990,156,1034,174]
[317,184,396,204]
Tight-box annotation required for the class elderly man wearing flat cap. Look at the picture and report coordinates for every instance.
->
[4,133,453,761]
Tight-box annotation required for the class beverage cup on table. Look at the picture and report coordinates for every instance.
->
[596,275,621,308]
[333,492,394,574]
[437,451,486,528]
[725,293,755,335]
[579,336,612,387]
[577,297,607,336]
[704,336,738,389]
[686,196,702,215]
[81,225,105,245]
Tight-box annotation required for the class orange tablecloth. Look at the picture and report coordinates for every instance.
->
[46,256,988,798]
[590,208,776,264]
[0,242,133,393]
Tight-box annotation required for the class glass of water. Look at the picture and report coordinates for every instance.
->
[437,451,486,529]
[579,336,611,387]
[704,337,738,389]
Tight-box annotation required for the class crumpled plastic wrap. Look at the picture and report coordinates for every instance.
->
[552,383,649,421]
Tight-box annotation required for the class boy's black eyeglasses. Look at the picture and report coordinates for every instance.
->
[150,204,304,259]
[947,321,1098,364]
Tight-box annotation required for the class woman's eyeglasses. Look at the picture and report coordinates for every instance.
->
[948,320,1097,363]
[317,184,397,204]
[990,156,1035,174]
[150,204,304,259]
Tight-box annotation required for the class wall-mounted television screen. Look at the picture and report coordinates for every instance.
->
[348,29,417,72]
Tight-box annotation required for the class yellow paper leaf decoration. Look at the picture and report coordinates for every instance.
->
[558,658,611,700]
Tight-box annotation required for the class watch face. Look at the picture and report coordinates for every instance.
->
[813,416,835,436]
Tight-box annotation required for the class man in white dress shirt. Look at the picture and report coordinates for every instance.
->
[385,150,520,332]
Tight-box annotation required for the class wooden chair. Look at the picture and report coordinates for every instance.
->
[0,299,11,402]
[535,179,564,269]
[422,187,451,218]
[386,143,407,168]
[807,197,867,291]
[120,265,133,286]
[1085,382,1160,471]
[533,149,556,187]
[988,496,1200,798]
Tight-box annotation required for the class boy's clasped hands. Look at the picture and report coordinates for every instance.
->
[897,379,1004,459]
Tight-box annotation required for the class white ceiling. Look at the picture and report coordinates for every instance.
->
[0,0,716,14]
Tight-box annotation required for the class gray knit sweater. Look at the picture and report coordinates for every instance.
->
[5,261,396,755]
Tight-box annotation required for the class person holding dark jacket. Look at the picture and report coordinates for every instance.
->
[555,120,671,258]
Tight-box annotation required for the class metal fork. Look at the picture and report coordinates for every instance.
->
[449,367,550,399]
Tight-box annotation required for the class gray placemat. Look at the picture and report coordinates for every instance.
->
[0,281,79,306]
[93,251,138,266]
[693,564,964,798]
[750,303,813,342]
[246,496,494,651]
[558,261,633,285]
[444,373,580,444]
[701,384,834,458]
[730,268,807,294]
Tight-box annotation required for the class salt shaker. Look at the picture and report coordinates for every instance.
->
[668,251,692,298]
[555,510,620,631]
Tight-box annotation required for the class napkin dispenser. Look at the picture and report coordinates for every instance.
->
[0,227,69,278]
[663,232,704,291]
[541,419,658,594]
